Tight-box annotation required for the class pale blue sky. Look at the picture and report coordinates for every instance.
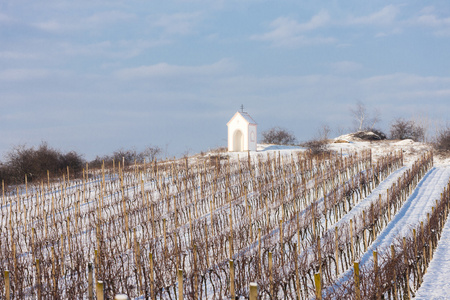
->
[1,0,449,159]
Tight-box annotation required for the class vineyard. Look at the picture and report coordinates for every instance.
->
[0,145,449,299]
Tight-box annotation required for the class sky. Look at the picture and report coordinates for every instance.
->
[1,0,450,160]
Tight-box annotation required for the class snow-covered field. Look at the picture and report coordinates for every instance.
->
[1,137,449,299]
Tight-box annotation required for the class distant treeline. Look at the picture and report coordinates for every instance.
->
[0,143,84,185]
[88,146,161,169]
[0,143,162,185]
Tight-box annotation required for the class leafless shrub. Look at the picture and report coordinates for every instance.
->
[390,118,425,141]
[434,125,450,153]
[141,145,162,162]
[90,146,162,169]
[302,139,329,155]
[261,127,297,145]
[1,142,84,184]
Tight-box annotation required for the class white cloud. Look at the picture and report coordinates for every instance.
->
[0,69,50,81]
[33,10,136,33]
[0,52,37,60]
[330,61,363,74]
[85,11,135,25]
[0,12,14,23]
[114,58,236,80]
[348,5,399,26]
[0,68,71,81]
[251,11,335,47]
[414,7,450,36]
[151,12,202,35]
[57,38,169,59]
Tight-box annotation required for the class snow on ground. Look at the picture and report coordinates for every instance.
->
[327,166,450,296]
[363,166,450,257]
[331,135,450,167]
[207,137,449,168]
[415,216,450,299]
[203,138,450,299]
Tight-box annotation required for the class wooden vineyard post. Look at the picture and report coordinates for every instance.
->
[350,219,355,262]
[279,220,284,261]
[51,246,57,296]
[94,249,99,276]
[354,261,360,300]
[229,260,235,299]
[387,189,391,222]
[371,202,376,241]
[177,269,183,300]
[421,221,426,272]
[248,205,253,242]
[31,227,36,261]
[174,233,180,268]
[193,245,198,299]
[268,251,273,297]
[149,253,155,300]
[229,213,234,258]
[88,262,94,300]
[317,238,323,276]
[249,283,258,300]
[163,218,167,256]
[363,210,367,251]
[428,212,432,262]
[122,187,130,249]
[403,237,411,299]
[209,200,214,236]
[294,244,301,300]
[204,223,210,268]
[36,259,42,300]
[258,228,262,276]
[314,272,322,300]
[151,203,156,238]
[134,239,143,294]
[374,251,380,300]
[413,228,421,287]
[4,270,10,300]
[96,281,104,300]
[335,226,339,275]
[391,245,397,300]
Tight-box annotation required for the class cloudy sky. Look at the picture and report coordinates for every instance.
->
[1,0,449,160]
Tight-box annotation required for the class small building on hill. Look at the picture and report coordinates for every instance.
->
[227,108,257,152]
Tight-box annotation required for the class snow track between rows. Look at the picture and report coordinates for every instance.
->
[359,166,450,265]
[328,166,450,295]
[415,218,450,299]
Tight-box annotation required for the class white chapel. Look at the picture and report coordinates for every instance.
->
[227,107,257,152]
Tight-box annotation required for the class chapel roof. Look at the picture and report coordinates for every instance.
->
[238,111,257,125]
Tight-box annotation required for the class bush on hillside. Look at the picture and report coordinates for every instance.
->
[303,138,329,155]
[0,142,84,184]
[262,127,297,145]
[434,126,450,153]
[370,128,387,140]
[390,118,425,141]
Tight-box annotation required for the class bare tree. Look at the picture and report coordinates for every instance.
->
[350,100,380,131]
[318,124,331,140]
[142,145,162,162]
[412,113,431,142]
